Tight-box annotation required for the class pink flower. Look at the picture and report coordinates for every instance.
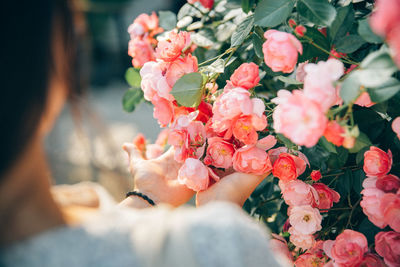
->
[128,38,155,68]
[323,230,368,267]
[151,95,174,126]
[311,170,322,181]
[376,174,400,193]
[363,146,393,177]
[165,54,198,88]
[295,61,308,82]
[387,26,400,67]
[256,135,277,150]
[324,121,345,147]
[355,92,375,108]
[312,183,340,211]
[212,87,253,121]
[268,147,310,175]
[359,253,386,267]
[295,252,326,267]
[232,145,272,175]
[168,113,206,162]
[289,205,322,235]
[370,0,400,37]
[272,90,328,147]
[155,31,191,62]
[269,234,294,264]
[381,193,400,232]
[229,62,260,90]
[303,59,344,112]
[140,61,172,101]
[288,227,316,250]
[204,137,235,169]
[272,153,299,182]
[187,0,214,9]
[361,177,387,228]
[132,133,146,154]
[232,114,267,145]
[392,117,400,139]
[375,231,400,267]
[281,180,319,207]
[178,158,209,191]
[127,12,162,38]
[263,30,302,73]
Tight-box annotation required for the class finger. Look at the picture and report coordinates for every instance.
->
[123,143,145,173]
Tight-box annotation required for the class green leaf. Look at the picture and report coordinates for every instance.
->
[336,169,353,195]
[158,11,177,31]
[231,15,254,47]
[252,33,264,59]
[358,49,398,87]
[368,78,400,103]
[254,0,294,27]
[171,72,204,107]
[298,27,330,62]
[122,88,144,113]
[335,35,366,54]
[356,146,370,165]
[125,68,141,88]
[204,59,225,73]
[328,5,355,43]
[352,169,365,195]
[297,0,337,27]
[340,72,362,104]
[358,19,383,44]
[348,132,372,153]
[277,76,303,85]
[319,136,337,153]
[242,0,255,13]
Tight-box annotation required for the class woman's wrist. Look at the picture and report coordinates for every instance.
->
[120,195,153,209]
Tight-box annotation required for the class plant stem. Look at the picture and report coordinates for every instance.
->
[346,198,361,229]
[302,36,360,66]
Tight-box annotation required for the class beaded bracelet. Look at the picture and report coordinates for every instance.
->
[126,191,156,206]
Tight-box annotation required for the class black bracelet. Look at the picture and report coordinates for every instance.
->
[126,191,156,206]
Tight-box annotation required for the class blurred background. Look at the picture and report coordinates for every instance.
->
[47,0,186,200]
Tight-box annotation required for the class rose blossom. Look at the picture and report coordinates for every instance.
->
[355,92,375,107]
[375,231,400,267]
[128,38,155,68]
[204,137,235,169]
[303,59,344,112]
[370,0,400,37]
[269,234,293,264]
[151,95,174,126]
[140,61,172,101]
[323,121,345,146]
[392,117,400,139]
[295,61,308,82]
[295,252,325,267]
[361,177,387,228]
[280,180,319,207]
[272,153,298,182]
[232,114,267,145]
[272,90,327,147]
[155,31,191,62]
[289,205,322,235]
[263,30,302,73]
[178,158,209,191]
[363,146,392,177]
[268,147,310,175]
[323,230,368,267]
[212,87,253,122]
[229,62,260,90]
[311,170,322,181]
[127,12,162,38]
[376,174,400,193]
[359,253,386,267]
[165,54,198,88]
[380,193,400,232]
[312,183,340,211]
[289,227,315,250]
[232,145,272,175]
[256,135,277,151]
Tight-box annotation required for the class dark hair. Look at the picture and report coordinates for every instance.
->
[0,0,80,178]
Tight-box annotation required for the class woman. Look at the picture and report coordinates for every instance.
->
[0,1,288,266]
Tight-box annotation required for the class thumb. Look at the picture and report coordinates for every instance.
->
[122,143,145,174]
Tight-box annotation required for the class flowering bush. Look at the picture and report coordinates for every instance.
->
[123,0,400,265]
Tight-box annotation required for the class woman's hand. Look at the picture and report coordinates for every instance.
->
[122,143,195,207]
[196,171,269,207]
